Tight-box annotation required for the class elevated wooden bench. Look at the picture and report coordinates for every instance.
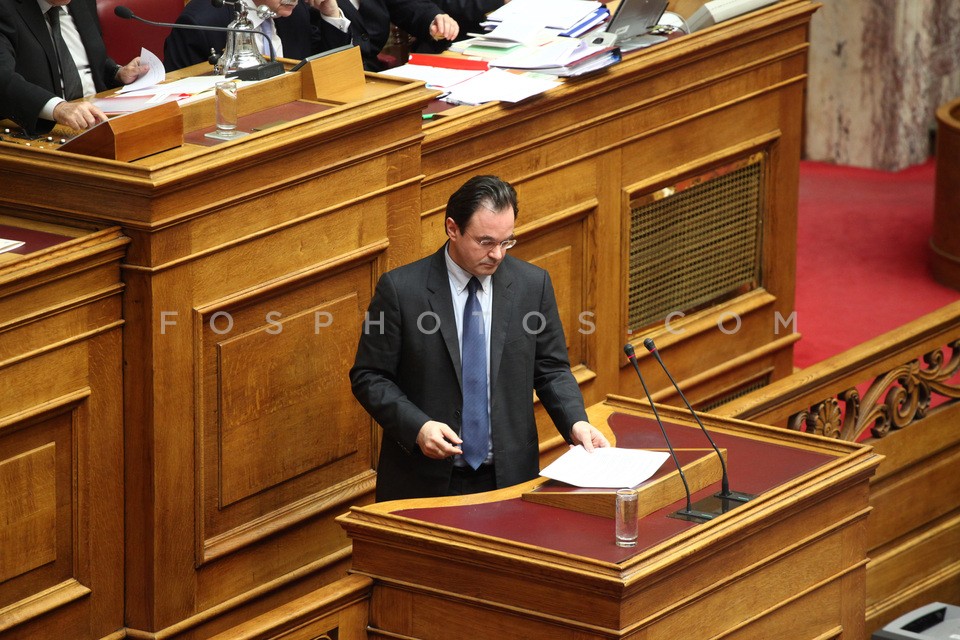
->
[713,299,960,634]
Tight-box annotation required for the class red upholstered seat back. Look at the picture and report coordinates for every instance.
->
[97,0,184,63]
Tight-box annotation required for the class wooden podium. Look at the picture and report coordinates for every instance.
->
[338,397,881,639]
[0,1,824,635]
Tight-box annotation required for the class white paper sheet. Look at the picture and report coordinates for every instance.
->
[539,446,670,488]
[486,0,602,31]
[117,48,165,93]
[444,68,560,105]
[380,64,485,89]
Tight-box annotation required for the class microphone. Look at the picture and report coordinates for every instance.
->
[114,5,284,80]
[643,337,754,504]
[624,344,714,523]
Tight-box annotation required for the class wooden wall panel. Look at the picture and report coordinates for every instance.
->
[0,442,58,584]
[0,227,126,639]
[196,265,375,564]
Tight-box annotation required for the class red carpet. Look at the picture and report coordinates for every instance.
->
[793,159,959,369]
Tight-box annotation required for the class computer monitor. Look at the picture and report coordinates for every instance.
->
[604,0,669,42]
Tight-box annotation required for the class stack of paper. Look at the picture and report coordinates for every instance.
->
[381,56,561,106]
[482,0,605,34]
[489,37,621,77]
[89,48,218,114]
[380,53,488,89]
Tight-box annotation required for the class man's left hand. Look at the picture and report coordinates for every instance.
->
[429,14,459,41]
[304,0,341,17]
[570,421,610,452]
[117,57,147,84]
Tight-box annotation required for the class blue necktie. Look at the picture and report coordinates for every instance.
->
[461,277,489,469]
[260,19,274,57]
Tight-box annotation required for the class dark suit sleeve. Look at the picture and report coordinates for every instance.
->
[350,271,433,455]
[383,0,445,42]
[434,0,502,24]
[0,13,53,132]
[531,270,588,440]
[308,9,352,55]
[163,7,227,72]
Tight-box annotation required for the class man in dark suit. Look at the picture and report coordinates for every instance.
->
[164,0,351,72]
[0,0,145,133]
[351,175,609,502]
[306,0,458,72]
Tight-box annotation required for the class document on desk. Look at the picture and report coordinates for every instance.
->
[444,68,560,106]
[116,48,165,93]
[381,64,485,90]
[540,446,670,488]
[0,238,25,254]
[380,53,488,89]
[486,0,603,32]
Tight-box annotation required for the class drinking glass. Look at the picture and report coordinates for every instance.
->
[615,488,639,547]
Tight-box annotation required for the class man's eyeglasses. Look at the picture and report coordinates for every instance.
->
[467,233,517,251]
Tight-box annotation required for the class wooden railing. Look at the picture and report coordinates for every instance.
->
[712,299,960,636]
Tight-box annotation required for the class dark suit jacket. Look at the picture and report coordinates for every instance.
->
[435,0,501,38]
[335,0,442,71]
[411,0,502,54]
[0,0,120,133]
[163,0,351,72]
[350,246,588,501]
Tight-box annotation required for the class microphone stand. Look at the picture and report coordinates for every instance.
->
[644,338,754,505]
[624,344,714,523]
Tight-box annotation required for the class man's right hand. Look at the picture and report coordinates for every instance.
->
[416,420,463,459]
[53,101,107,130]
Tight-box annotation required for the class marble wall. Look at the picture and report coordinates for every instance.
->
[805,0,960,170]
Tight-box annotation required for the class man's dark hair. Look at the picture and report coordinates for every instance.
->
[446,175,519,232]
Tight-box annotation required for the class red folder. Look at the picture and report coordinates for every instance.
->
[406,53,489,71]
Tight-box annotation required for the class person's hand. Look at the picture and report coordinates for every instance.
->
[429,14,459,41]
[304,0,341,17]
[117,57,147,84]
[570,420,610,452]
[52,101,108,130]
[416,420,463,459]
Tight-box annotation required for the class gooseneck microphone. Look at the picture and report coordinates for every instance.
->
[643,337,754,504]
[113,5,284,80]
[624,343,714,522]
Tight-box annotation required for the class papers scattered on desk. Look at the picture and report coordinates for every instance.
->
[489,37,621,76]
[484,0,605,33]
[540,446,670,488]
[442,68,561,106]
[0,238,25,254]
[92,75,234,114]
[380,53,487,89]
[378,56,559,106]
[469,22,555,47]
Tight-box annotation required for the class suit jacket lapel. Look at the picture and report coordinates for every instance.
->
[425,247,462,389]
[489,257,514,395]
[19,0,59,82]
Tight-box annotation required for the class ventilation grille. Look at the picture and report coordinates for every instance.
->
[698,374,771,413]
[627,155,765,333]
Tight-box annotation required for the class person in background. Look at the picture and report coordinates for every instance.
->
[0,0,145,133]
[163,0,351,72]
[306,0,459,72]
[350,174,610,502]
[415,0,504,51]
